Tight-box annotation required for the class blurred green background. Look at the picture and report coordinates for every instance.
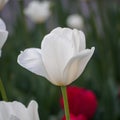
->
[0,0,120,120]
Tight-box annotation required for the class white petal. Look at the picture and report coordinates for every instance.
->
[10,101,29,120]
[63,47,95,85]
[9,115,20,120]
[0,113,2,120]
[0,101,28,120]
[0,50,1,57]
[72,29,86,52]
[41,28,75,85]
[51,28,86,53]
[0,18,6,30]
[0,30,8,49]
[0,101,14,120]
[24,1,51,23]
[66,14,84,29]
[28,100,40,120]
[50,27,74,43]
[0,101,40,120]
[0,18,8,51]
[17,48,49,79]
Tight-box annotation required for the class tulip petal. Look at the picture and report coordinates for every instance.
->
[0,101,40,120]
[28,100,40,120]
[41,28,75,85]
[24,1,51,23]
[0,101,13,120]
[17,48,49,80]
[0,31,8,49]
[63,47,95,85]
[0,18,6,30]
[0,101,29,120]
[72,29,86,52]
[0,50,1,57]
[51,28,86,53]
[9,115,20,120]
[0,18,8,49]
[10,101,29,120]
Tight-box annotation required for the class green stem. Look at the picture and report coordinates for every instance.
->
[0,79,8,101]
[61,86,70,120]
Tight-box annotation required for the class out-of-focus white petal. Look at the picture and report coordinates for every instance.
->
[0,30,8,49]
[0,101,28,120]
[41,28,75,85]
[66,14,84,29]
[63,47,95,85]
[0,101,14,120]
[24,1,51,23]
[0,18,6,30]
[10,101,29,120]
[0,18,8,56]
[0,50,1,57]
[17,48,49,79]
[28,100,40,120]
[0,100,40,120]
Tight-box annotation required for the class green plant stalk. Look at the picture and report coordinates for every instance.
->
[61,86,70,120]
[0,79,8,101]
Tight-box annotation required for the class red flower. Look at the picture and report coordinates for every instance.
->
[62,114,87,120]
[60,86,97,119]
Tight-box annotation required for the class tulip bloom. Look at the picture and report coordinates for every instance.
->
[60,86,97,119]
[0,18,8,57]
[66,14,84,29]
[0,0,8,10]
[24,1,51,23]
[0,100,40,120]
[17,27,95,86]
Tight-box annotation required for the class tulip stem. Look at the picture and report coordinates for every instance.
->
[61,86,70,120]
[0,79,8,101]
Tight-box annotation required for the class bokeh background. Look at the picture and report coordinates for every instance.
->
[0,0,120,120]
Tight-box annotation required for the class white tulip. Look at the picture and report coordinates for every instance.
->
[17,27,95,86]
[0,0,8,10]
[0,100,40,120]
[24,1,51,23]
[66,14,84,29]
[0,18,8,57]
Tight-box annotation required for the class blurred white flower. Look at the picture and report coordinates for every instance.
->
[66,14,84,29]
[0,18,8,57]
[17,27,95,86]
[24,1,51,23]
[0,0,8,10]
[0,100,40,120]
